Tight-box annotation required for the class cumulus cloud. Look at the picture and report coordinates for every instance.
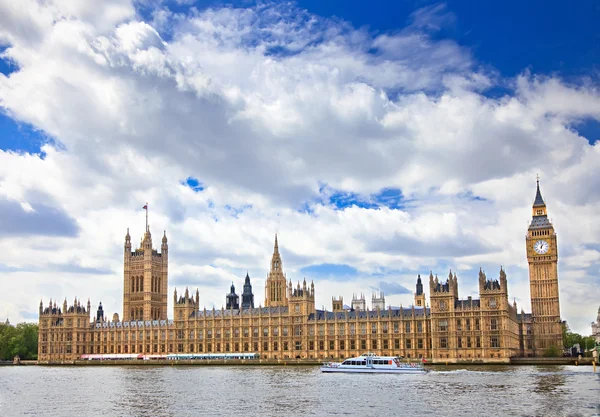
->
[0,0,598,334]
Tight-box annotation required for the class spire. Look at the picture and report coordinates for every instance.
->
[416,274,423,296]
[533,175,546,208]
[274,233,279,254]
[162,230,167,244]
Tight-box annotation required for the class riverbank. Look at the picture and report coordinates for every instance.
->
[21,357,596,366]
[32,358,322,366]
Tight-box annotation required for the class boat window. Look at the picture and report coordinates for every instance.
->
[361,361,366,366]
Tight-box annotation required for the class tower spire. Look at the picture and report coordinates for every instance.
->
[533,176,545,208]
[274,233,279,254]
[143,202,149,231]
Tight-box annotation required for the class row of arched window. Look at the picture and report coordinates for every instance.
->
[130,276,163,293]
[532,229,550,237]
[130,307,162,321]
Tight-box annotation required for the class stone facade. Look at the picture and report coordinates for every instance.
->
[122,227,168,322]
[37,181,563,363]
[592,307,600,345]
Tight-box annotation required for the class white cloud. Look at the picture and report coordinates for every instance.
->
[0,1,598,334]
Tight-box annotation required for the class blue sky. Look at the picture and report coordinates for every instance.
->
[153,0,600,78]
[0,0,599,334]
[2,0,599,153]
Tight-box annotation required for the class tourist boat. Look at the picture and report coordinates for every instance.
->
[320,352,428,374]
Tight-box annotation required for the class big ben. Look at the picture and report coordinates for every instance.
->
[526,178,562,354]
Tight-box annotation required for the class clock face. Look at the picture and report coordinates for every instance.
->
[533,240,549,254]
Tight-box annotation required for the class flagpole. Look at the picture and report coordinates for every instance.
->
[145,202,148,232]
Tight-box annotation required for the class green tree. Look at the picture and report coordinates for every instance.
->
[542,344,561,357]
[0,322,38,360]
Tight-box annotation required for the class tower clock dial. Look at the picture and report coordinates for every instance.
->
[533,239,549,254]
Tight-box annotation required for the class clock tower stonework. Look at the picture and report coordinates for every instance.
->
[526,179,562,354]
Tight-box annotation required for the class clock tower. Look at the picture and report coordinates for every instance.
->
[526,178,562,354]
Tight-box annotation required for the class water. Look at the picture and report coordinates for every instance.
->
[0,365,598,416]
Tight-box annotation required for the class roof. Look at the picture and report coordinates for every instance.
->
[455,299,481,309]
[533,182,545,207]
[308,307,430,321]
[191,306,289,318]
[529,215,552,229]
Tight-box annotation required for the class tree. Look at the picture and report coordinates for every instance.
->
[0,322,38,360]
[542,344,561,357]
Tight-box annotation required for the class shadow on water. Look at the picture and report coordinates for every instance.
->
[533,367,566,394]
[115,367,177,417]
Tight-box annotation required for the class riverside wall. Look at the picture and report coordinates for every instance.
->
[14,357,596,366]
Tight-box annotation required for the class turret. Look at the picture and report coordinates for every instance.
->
[414,275,426,307]
[332,296,344,312]
[478,267,486,290]
[289,278,316,315]
[226,282,239,310]
[241,272,254,310]
[372,291,385,310]
[161,230,168,253]
[39,299,43,315]
[96,302,104,323]
[351,293,366,311]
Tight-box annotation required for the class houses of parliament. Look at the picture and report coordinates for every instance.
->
[37,181,563,363]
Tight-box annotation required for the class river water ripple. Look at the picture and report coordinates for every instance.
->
[0,365,598,417]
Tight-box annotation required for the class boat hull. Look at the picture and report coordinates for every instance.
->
[320,366,427,374]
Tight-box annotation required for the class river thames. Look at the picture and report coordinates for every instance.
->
[0,365,598,416]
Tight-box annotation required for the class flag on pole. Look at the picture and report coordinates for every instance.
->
[143,204,148,210]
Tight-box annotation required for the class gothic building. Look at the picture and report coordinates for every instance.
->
[37,181,563,363]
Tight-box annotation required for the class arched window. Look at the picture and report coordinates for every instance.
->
[131,309,134,320]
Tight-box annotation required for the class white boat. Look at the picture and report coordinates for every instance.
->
[320,352,428,374]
